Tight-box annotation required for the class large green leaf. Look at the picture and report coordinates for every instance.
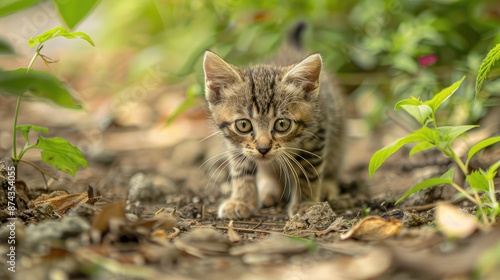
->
[28,26,94,47]
[466,136,500,167]
[369,127,435,178]
[0,0,40,17]
[426,76,466,112]
[398,103,432,125]
[0,38,15,54]
[409,142,435,157]
[436,125,478,148]
[16,124,48,142]
[0,68,82,109]
[54,0,100,30]
[30,136,87,176]
[395,177,454,205]
[476,43,500,95]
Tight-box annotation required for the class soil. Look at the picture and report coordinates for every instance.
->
[0,51,499,279]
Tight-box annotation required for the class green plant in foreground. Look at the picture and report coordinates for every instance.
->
[0,26,94,182]
[369,44,500,225]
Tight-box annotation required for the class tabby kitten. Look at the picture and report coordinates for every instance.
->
[203,44,344,220]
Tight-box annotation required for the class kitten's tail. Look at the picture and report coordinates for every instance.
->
[287,21,307,50]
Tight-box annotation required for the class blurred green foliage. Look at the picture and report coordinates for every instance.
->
[2,0,499,128]
[94,0,499,127]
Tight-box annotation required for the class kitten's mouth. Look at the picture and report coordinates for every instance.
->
[256,154,273,162]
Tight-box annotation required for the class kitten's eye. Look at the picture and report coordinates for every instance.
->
[235,119,252,133]
[274,118,291,133]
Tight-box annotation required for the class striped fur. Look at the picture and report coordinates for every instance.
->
[203,48,344,219]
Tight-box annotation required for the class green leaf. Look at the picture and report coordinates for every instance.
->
[476,43,500,95]
[466,171,489,192]
[28,26,94,47]
[0,38,15,54]
[441,168,455,181]
[31,136,87,176]
[16,124,48,142]
[394,96,424,110]
[0,68,82,109]
[409,142,435,157]
[398,104,433,125]
[487,160,500,181]
[426,76,466,112]
[164,84,200,126]
[466,136,500,167]
[395,177,454,205]
[54,0,99,30]
[369,127,434,178]
[436,125,478,148]
[0,0,40,17]
[393,53,418,73]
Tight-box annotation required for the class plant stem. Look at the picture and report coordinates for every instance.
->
[12,97,22,163]
[12,47,40,174]
[450,182,480,206]
[449,180,489,224]
[18,159,54,188]
[449,147,469,175]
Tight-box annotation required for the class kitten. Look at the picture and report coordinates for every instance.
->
[203,33,345,219]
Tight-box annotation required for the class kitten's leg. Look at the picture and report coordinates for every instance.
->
[257,164,282,208]
[287,160,323,217]
[321,178,339,201]
[218,157,258,219]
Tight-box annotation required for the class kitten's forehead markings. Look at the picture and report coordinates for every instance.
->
[248,68,259,114]
[246,67,278,117]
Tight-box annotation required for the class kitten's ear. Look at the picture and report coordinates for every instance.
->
[282,53,322,93]
[203,51,242,104]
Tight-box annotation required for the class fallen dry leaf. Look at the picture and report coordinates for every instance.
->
[230,234,309,256]
[32,191,88,213]
[316,217,346,236]
[227,220,242,242]
[174,228,230,258]
[318,246,393,279]
[130,212,176,232]
[435,202,479,239]
[340,216,403,240]
[92,201,126,233]
[31,186,100,214]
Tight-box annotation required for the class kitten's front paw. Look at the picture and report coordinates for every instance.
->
[218,199,256,219]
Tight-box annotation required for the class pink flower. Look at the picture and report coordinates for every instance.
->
[418,54,437,67]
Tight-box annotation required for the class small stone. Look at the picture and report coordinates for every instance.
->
[284,202,336,232]
[25,216,90,251]
[127,173,176,204]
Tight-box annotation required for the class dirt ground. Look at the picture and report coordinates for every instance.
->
[1,50,500,279]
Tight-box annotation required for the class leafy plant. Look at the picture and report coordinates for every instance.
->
[369,45,500,225]
[476,43,500,95]
[0,26,94,182]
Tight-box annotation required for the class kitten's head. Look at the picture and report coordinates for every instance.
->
[203,51,322,162]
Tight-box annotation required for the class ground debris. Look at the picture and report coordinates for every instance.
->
[284,202,336,232]
[340,216,403,240]
[230,234,309,257]
[174,228,231,258]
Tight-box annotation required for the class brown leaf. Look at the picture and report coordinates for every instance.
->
[435,202,478,239]
[340,216,402,241]
[174,228,230,258]
[92,201,126,233]
[230,234,309,256]
[130,212,176,231]
[32,191,89,214]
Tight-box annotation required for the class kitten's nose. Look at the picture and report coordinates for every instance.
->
[257,145,271,155]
